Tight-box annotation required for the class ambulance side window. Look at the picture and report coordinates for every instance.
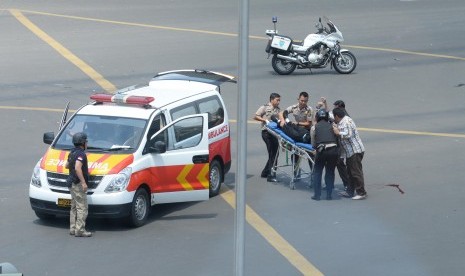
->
[147,116,203,153]
[147,114,166,140]
[198,96,224,129]
[171,104,196,121]
[170,116,203,150]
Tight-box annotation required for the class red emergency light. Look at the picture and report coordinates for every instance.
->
[90,94,154,106]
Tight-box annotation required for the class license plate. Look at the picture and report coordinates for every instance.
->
[57,198,71,208]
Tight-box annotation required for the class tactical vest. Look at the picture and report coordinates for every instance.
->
[314,121,337,146]
[66,147,89,186]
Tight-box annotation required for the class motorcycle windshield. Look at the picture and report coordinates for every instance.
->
[322,16,337,34]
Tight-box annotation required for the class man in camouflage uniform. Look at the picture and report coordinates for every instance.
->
[254,93,281,182]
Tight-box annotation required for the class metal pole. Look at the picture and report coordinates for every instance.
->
[235,0,249,275]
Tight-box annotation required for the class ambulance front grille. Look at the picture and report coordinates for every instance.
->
[46,172,103,189]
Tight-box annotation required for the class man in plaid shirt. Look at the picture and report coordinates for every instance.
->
[332,108,367,200]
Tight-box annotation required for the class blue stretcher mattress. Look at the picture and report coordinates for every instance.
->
[267,122,314,151]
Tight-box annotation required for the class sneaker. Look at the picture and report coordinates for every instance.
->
[75,231,92,237]
[267,177,278,183]
[69,230,75,236]
[338,191,354,198]
[352,194,367,200]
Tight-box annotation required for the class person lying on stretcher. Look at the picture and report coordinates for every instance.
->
[270,113,311,144]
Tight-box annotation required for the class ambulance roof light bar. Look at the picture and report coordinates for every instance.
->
[90,93,154,107]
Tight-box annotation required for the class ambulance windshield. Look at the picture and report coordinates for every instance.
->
[54,115,147,152]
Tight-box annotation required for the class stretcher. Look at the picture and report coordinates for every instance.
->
[265,122,315,189]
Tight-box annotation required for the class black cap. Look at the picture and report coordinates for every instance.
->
[333,100,345,108]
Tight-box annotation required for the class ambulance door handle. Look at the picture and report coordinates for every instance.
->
[192,154,209,164]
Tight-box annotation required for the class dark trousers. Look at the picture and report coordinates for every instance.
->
[336,157,350,188]
[312,147,339,198]
[261,130,279,177]
[346,152,367,196]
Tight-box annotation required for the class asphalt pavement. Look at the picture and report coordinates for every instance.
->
[1,1,465,275]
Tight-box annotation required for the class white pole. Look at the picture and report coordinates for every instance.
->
[235,0,249,275]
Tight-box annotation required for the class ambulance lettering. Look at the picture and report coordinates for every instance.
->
[46,158,67,168]
[208,125,229,139]
[88,161,109,171]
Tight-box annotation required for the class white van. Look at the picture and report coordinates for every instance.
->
[29,69,235,227]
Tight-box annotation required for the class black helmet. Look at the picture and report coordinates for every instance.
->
[72,132,88,146]
[316,109,328,122]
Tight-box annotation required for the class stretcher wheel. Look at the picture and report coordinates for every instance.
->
[290,182,295,190]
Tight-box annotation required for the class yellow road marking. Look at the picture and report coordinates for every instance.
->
[357,127,465,139]
[234,119,465,139]
[9,9,116,93]
[0,106,76,113]
[0,106,463,139]
[7,9,465,61]
[221,188,323,276]
[345,44,465,61]
[11,9,238,37]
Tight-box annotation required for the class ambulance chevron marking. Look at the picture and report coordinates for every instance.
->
[197,164,210,189]
[88,154,111,174]
[176,164,194,190]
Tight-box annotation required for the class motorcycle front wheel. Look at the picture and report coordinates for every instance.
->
[271,55,297,75]
[333,51,357,74]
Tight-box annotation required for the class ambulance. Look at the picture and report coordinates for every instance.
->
[29,69,236,227]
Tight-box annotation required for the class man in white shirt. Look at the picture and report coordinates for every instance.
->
[332,108,367,200]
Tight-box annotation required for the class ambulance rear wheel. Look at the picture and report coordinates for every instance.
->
[209,160,222,197]
[128,188,150,227]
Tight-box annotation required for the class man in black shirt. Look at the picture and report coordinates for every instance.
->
[310,109,339,200]
[66,132,92,237]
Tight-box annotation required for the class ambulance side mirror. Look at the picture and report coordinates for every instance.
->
[43,132,55,145]
[146,139,166,154]
[152,141,166,153]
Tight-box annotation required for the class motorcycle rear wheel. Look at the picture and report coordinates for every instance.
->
[333,51,357,74]
[271,55,297,75]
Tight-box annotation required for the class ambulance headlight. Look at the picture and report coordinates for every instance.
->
[105,167,132,193]
[31,161,42,188]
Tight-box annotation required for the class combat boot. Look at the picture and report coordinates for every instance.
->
[75,231,92,237]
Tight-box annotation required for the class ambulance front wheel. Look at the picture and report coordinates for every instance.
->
[209,160,222,197]
[128,188,150,227]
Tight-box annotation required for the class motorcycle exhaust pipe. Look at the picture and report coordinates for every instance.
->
[276,54,303,65]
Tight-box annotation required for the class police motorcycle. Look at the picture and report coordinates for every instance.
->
[265,16,357,75]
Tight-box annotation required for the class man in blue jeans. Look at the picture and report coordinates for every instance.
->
[310,109,339,200]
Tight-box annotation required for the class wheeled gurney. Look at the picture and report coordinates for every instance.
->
[265,122,315,189]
